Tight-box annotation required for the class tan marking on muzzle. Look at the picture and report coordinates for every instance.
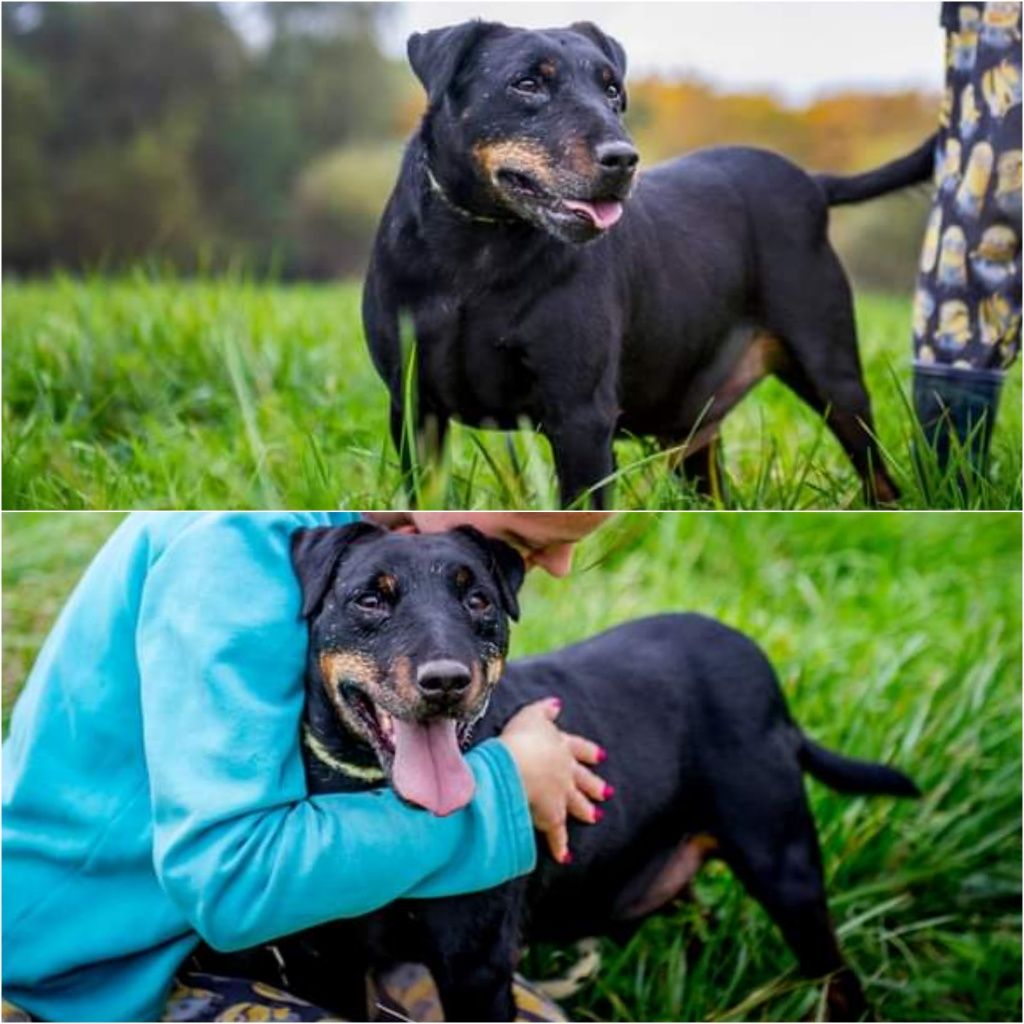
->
[319,651,379,689]
[468,661,486,706]
[566,134,599,177]
[319,651,386,732]
[485,657,505,685]
[392,655,419,706]
[473,139,558,190]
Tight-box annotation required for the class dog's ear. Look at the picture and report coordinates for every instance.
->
[570,21,628,78]
[451,525,526,622]
[407,20,494,104]
[291,521,385,619]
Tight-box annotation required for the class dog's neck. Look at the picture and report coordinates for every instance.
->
[422,158,511,227]
[395,135,579,290]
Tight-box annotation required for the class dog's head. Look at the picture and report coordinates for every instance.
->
[410,20,637,244]
[292,522,525,815]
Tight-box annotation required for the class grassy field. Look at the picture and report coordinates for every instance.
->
[3,511,1020,1022]
[3,274,1021,510]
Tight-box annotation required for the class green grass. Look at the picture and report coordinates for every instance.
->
[3,272,1020,510]
[3,511,1020,1021]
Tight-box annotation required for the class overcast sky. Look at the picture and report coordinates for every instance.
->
[382,1,945,105]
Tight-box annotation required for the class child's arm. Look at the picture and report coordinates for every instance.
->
[137,513,535,952]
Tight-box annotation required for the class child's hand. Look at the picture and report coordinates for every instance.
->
[499,698,611,864]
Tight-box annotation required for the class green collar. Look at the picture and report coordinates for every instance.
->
[424,162,511,226]
[303,726,386,783]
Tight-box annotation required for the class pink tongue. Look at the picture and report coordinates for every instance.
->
[392,718,476,816]
[563,198,624,230]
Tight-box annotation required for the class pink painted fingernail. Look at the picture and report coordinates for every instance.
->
[596,746,608,763]
[603,783,616,800]
[561,849,573,865]
[550,697,562,711]
[592,807,604,823]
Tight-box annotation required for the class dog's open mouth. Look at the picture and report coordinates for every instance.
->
[495,168,624,232]
[341,682,477,817]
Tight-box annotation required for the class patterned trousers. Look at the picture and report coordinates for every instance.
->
[1,966,565,1022]
[913,2,1022,371]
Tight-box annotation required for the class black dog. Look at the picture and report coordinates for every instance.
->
[196,522,918,1021]
[363,20,935,507]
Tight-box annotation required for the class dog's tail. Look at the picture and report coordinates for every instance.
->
[798,735,920,797]
[814,133,936,207]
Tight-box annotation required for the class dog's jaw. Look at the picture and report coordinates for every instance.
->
[473,139,632,244]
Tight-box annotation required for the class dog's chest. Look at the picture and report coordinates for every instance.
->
[416,291,542,424]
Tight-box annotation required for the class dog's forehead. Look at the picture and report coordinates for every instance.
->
[338,531,487,582]
[476,25,609,73]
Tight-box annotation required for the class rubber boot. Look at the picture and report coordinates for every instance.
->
[912,362,1003,488]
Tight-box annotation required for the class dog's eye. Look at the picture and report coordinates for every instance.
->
[465,590,492,614]
[512,77,542,94]
[354,592,388,613]
[606,83,622,103]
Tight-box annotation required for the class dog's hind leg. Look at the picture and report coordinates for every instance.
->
[665,433,727,503]
[775,359,898,507]
[762,249,899,505]
[714,779,869,1022]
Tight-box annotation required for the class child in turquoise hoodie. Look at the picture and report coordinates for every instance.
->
[2,512,610,1022]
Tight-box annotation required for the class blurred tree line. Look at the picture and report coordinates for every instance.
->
[4,2,937,288]
[3,1,406,277]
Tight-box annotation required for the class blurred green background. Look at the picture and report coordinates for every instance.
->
[2,511,1020,1021]
[3,1,938,289]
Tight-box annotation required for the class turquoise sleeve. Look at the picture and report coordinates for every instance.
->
[136,514,535,951]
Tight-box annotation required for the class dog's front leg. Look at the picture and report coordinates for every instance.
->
[545,408,617,509]
[413,886,524,1022]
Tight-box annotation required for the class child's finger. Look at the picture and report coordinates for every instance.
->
[564,733,605,765]
[573,763,609,802]
[567,788,599,825]
[531,697,562,722]
[544,820,571,863]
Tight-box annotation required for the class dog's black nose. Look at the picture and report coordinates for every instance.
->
[596,140,638,174]
[416,659,472,697]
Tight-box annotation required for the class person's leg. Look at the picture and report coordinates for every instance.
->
[162,972,342,1022]
[162,964,565,1023]
[372,964,567,1023]
[912,2,1021,484]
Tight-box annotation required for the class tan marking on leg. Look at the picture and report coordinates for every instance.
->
[622,834,719,919]
[714,331,788,410]
[662,332,788,466]
[870,468,900,506]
